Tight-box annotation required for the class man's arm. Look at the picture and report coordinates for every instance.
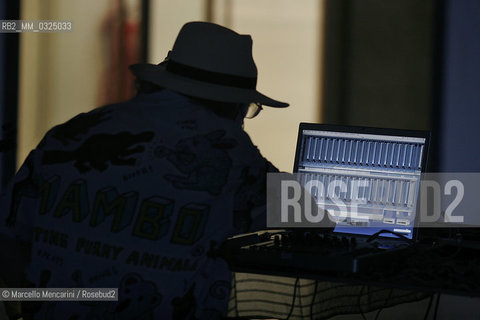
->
[0,150,41,287]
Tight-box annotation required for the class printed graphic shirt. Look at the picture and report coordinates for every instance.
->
[0,90,276,319]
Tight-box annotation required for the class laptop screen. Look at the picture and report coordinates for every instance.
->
[293,123,430,239]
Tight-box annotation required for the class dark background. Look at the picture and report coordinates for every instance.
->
[322,0,480,173]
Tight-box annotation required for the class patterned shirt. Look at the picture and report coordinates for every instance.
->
[0,90,276,319]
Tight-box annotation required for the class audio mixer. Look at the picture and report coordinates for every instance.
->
[222,230,411,274]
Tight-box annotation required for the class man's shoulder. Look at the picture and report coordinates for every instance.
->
[38,106,117,149]
[37,95,155,149]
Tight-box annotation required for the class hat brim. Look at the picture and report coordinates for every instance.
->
[129,63,289,108]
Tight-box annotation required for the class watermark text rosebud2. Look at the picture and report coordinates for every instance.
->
[280,178,370,223]
[419,179,464,223]
[267,173,476,229]
[0,288,117,301]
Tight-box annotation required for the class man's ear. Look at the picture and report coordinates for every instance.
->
[235,104,250,125]
[241,104,249,117]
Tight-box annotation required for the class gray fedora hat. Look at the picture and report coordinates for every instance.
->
[129,21,289,108]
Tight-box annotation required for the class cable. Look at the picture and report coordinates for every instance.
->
[310,280,318,320]
[423,294,434,320]
[367,229,415,245]
[360,310,368,320]
[433,294,441,320]
[232,274,239,317]
[357,285,368,320]
[285,277,299,320]
[298,278,304,319]
[374,288,394,320]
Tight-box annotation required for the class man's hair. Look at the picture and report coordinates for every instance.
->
[135,79,163,94]
[135,79,246,120]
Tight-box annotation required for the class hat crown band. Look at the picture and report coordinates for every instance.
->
[165,59,257,90]
[170,21,258,78]
[128,22,289,108]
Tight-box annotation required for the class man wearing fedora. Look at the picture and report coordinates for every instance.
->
[0,22,288,319]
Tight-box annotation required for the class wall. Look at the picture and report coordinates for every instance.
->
[230,0,323,172]
[323,0,435,132]
[18,0,112,166]
[148,0,203,63]
[439,0,480,171]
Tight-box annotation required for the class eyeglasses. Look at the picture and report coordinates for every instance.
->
[245,102,263,119]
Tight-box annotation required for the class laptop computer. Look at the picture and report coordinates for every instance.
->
[222,123,431,273]
[293,123,430,244]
